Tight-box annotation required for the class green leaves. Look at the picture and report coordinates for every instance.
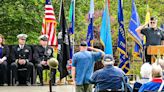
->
[0,0,163,45]
[1,0,43,44]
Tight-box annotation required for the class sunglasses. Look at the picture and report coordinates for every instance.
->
[20,39,26,40]
[150,22,156,24]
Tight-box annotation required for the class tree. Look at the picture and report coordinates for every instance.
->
[0,0,163,46]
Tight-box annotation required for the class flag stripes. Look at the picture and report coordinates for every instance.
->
[41,0,57,46]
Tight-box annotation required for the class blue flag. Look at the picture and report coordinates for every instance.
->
[86,0,94,46]
[117,0,126,55]
[119,53,130,73]
[100,1,113,54]
[69,0,75,35]
[117,0,130,73]
[128,0,143,58]
[68,0,75,59]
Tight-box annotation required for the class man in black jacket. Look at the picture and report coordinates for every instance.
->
[33,35,56,86]
[11,34,34,86]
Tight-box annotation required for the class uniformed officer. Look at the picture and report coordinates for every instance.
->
[10,34,33,86]
[33,35,56,86]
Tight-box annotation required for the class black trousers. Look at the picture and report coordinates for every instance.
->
[11,62,33,82]
[145,47,152,64]
[36,64,56,84]
[0,61,7,84]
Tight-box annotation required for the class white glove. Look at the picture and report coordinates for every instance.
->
[0,59,3,64]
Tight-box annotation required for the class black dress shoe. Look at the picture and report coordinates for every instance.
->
[26,81,31,86]
[15,81,19,86]
[3,83,8,86]
[52,83,57,86]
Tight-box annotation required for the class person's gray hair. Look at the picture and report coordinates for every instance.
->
[152,63,163,78]
[140,63,152,78]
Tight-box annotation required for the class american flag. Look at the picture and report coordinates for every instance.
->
[42,0,57,46]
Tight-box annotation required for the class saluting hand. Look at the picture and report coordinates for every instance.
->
[41,61,47,66]
[87,47,94,51]
[0,59,3,64]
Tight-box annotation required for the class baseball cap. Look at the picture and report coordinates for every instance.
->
[103,54,115,65]
[80,41,87,46]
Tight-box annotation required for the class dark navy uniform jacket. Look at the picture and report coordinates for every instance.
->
[33,45,53,64]
[11,45,32,62]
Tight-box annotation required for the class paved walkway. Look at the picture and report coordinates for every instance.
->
[0,84,134,92]
[0,85,75,92]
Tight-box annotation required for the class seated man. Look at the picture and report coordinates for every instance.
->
[133,63,152,92]
[139,64,164,92]
[11,34,34,86]
[33,35,56,86]
[90,54,132,92]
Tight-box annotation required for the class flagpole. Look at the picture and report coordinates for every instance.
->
[58,0,63,22]
[132,42,136,82]
[58,0,66,84]
[72,1,75,89]
[143,0,149,63]
[123,0,130,71]
[73,0,75,56]
[72,1,75,91]
[91,0,94,48]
